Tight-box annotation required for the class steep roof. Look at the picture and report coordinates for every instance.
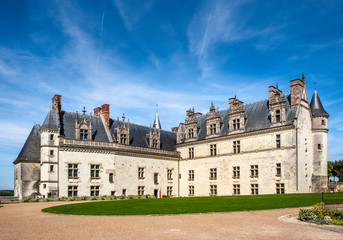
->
[310,89,329,117]
[41,109,58,130]
[186,94,297,141]
[14,124,41,164]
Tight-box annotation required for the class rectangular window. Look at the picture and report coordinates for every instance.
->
[233,184,240,195]
[276,183,285,194]
[49,134,54,141]
[49,165,54,172]
[276,134,281,149]
[251,184,259,195]
[50,150,54,156]
[210,124,216,134]
[276,163,281,176]
[68,185,78,197]
[233,141,240,154]
[152,139,158,148]
[188,170,194,181]
[322,119,326,125]
[138,186,145,195]
[250,165,258,178]
[167,186,173,196]
[210,168,217,180]
[189,147,194,159]
[188,128,194,138]
[122,189,126,196]
[154,173,159,184]
[90,164,100,179]
[43,184,46,189]
[233,166,240,179]
[109,173,114,183]
[318,144,322,151]
[68,164,78,178]
[210,185,217,196]
[80,129,88,140]
[189,185,194,196]
[233,119,240,130]
[210,144,217,156]
[120,134,127,144]
[90,186,100,196]
[167,169,173,180]
[138,167,145,179]
[276,110,281,122]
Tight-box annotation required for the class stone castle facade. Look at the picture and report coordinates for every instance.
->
[14,75,329,200]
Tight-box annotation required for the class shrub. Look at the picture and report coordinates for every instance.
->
[81,196,89,200]
[59,196,68,201]
[299,202,343,226]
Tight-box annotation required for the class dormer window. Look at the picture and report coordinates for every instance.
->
[233,119,240,130]
[80,128,88,140]
[206,102,221,138]
[117,114,130,145]
[152,139,158,148]
[210,124,216,134]
[276,110,281,122]
[120,134,127,144]
[188,128,194,138]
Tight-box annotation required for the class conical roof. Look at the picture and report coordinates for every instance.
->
[310,89,329,117]
[14,124,41,164]
[153,111,162,129]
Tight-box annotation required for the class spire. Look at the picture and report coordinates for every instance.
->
[302,72,305,82]
[153,110,162,130]
[310,89,329,117]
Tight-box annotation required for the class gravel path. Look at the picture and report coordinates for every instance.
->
[0,201,342,239]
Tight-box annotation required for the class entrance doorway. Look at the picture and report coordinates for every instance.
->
[154,189,158,198]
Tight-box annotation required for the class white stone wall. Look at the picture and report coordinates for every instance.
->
[177,128,298,196]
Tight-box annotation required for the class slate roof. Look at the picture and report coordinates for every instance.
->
[41,109,58,130]
[310,89,329,117]
[14,124,41,164]
[189,94,297,141]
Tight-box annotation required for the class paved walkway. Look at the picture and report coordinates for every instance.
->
[0,202,342,239]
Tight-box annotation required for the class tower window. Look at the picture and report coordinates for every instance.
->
[276,163,281,176]
[109,173,114,183]
[189,147,194,159]
[322,119,326,125]
[276,134,281,149]
[318,144,322,151]
[49,134,54,140]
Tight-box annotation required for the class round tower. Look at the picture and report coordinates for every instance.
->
[310,89,329,192]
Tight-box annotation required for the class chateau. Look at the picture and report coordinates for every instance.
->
[14,75,330,200]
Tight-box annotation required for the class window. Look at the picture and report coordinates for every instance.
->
[68,185,78,197]
[189,147,194,159]
[276,183,285,194]
[43,184,46,189]
[122,189,126,196]
[109,173,114,183]
[152,139,158,148]
[251,184,259,195]
[90,164,100,179]
[250,165,258,177]
[90,186,100,196]
[68,164,78,178]
[276,163,281,176]
[111,191,116,196]
[167,169,173,180]
[167,186,173,196]
[189,185,194,196]
[233,184,240,195]
[49,134,54,140]
[120,134,127,144]
[154,173,159,184]
[276,134,281,149]
[210,144,217,156]
[322,119,326,125]
[49,165,54,172]
[210,124,216,134]
[210,185,217,196]
[276,110,281,122]
[233,119,240,130]
[138,167,145,179]
[80,128,88,140]
[188,128,194,138]
[188,170,194,181]
[233,166,240,179]
[50,150,54,156]
[318,144,322,151]
[210,168,217,180]
[233,141,240,154]
[138,186,145,195]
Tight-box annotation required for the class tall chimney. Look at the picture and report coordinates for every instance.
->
[290,78,305,107]
[101,104,110,127]
[52,94,62,114]
[171,127,178,132]
[94,107,101,116]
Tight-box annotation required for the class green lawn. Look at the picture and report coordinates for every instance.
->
[41,193,343,216]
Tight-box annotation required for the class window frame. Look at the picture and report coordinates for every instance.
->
[210,144,217,156]
[68,164,78,179]
[90,164,100,179]
[68,185,78,197]
[250,165,258,178]
[210,168,217,180]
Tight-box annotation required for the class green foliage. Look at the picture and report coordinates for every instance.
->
[328,160,343,181]
[299,202,343,225]
[0,190,14,196]
[41,193,339,216]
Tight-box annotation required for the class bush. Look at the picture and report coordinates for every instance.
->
[59,196,68,201]
[299,202,343,225]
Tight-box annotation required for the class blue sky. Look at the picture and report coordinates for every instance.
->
[1,0,343,189]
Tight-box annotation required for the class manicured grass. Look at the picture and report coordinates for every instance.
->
[41,193,341,215]
[323,192,343,204]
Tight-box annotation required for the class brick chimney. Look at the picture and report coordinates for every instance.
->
[101,104,110,127]
[268,85,282,100]
[93,107,101,116]
[52,94,62,114]
[229,96,243,108]
[171,127,178,132]
[290,77,305,107]
[194,112,203,117]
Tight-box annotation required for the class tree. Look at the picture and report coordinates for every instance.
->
[328,160,343,182]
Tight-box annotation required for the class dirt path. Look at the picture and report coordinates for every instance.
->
[0,202,342,239]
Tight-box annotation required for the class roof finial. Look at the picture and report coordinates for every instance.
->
[302,72,305,81]
[276,83,278,90]
[82,107,86,116]
[156,103,158,113]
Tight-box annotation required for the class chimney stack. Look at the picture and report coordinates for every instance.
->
[52,94,62,114]
[93,107,101,116]
[290,77,305,107]
[101,104,110,127]
[171,127,178,132]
